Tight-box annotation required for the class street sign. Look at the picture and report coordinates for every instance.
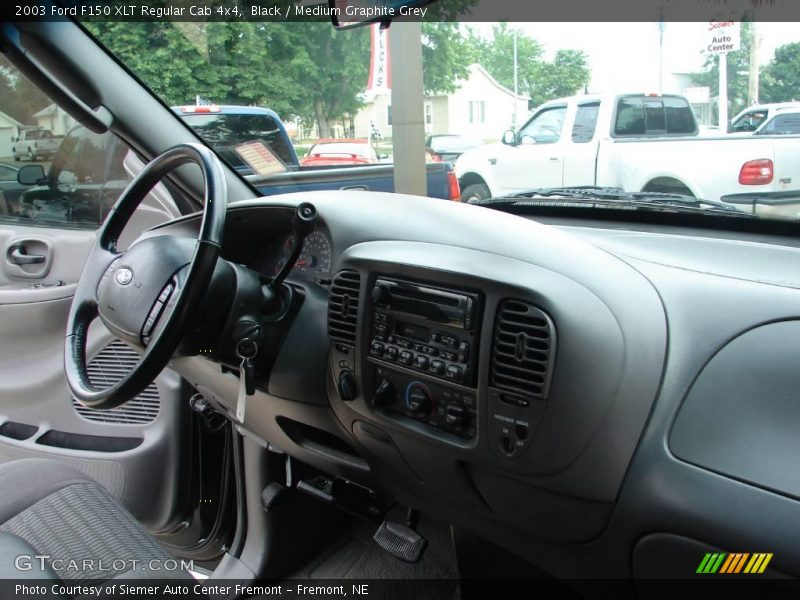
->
[706,21,741,56]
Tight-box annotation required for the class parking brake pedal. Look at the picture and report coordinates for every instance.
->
[373,508,427,563]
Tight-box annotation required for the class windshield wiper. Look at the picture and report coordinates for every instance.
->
[470,186,754,217]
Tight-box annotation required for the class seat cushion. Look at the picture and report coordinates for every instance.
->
[0,458,191,581]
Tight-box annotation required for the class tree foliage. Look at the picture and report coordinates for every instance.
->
[0,55,52,124]
[761,42,800,103]
[466,24,590,108]
[86,21,473,137]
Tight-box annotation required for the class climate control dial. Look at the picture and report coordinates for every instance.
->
[405,382,432,415]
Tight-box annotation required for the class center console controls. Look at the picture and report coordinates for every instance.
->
[366,277,482,440]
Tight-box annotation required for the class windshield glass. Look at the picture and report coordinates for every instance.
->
[79,13,800,223]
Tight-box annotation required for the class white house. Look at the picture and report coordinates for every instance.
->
[354,63,530,141]
[33,103,78,136]
[0,110,24,158]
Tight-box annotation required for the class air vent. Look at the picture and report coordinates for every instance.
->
[490,300,555,399]
[71,340,160,425]
[328,270,361,344]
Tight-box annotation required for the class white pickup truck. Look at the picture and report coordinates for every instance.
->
[11,128,63,161]
[456,93,800,210]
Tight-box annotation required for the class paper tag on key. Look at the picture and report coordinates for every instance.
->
[236,357,248,423]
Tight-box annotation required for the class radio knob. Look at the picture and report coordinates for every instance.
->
[406,384,431,414]
[371,283,391,305]
[338,369,357,401]
[373,378,395,407]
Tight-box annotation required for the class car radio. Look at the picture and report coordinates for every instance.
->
[366,277,482,439]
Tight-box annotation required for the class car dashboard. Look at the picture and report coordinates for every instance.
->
[159,190,800,581]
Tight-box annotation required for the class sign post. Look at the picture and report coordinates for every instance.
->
[706,21,741,130]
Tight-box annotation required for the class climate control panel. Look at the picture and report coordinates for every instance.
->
[370,365,477,439]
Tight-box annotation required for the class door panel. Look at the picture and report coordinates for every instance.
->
[0,60,193,533]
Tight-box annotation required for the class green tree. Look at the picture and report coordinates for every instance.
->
[0,55,52,124]
[761,42,800,103]
[691,22,754,120]
[467,24,590,108]
[530,49,591,107]
[422,22,472,94]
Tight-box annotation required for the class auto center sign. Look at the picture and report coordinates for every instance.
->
[706,21,741,55]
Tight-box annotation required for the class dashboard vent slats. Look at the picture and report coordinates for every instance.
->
[72,340,160,424]
[490,300,555,399]
[328,270,361,344]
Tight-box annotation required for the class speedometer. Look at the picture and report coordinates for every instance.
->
[274,230,333,285]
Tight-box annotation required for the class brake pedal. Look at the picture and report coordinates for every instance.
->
[373,509,427,563]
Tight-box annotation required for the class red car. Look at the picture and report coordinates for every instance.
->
[300,139,381,167]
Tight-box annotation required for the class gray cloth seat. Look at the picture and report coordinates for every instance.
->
[0,458,191,582]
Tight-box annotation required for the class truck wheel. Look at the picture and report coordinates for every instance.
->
[13,152,19,162]
[462,183,491,203]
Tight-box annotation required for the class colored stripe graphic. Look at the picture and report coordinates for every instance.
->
[697,552,772,574]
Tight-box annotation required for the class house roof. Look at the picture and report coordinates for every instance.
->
[33,103,59,118]
[427,63,530,101]
[0,109,24,128]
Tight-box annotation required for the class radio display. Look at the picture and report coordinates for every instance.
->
[397,321,430,342]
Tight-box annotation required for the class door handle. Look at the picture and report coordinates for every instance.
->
[8,246,46,265]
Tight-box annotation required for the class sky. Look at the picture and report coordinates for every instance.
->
[465,22,800,94]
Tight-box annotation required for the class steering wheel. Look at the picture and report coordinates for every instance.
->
[65,143,227,410]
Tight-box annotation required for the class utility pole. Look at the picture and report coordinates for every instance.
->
[513,28,519,127]
[719,52,728,129]
[658,10,665,93]
[748,22,760,106]
[389,21,426,196]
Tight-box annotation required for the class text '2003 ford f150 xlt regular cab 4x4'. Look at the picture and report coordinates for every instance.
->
[456,93,800,212]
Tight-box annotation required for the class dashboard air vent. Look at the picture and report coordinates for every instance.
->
[490,300,555,399]
[328,270,361,344]
[71,340,160,424]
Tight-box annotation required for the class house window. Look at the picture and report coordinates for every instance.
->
[469,101,486,124]
[387,105,392,126]
[425,103,432,125]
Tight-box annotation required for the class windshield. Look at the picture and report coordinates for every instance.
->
[76,13,800,223]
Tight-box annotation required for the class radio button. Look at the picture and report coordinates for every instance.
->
[385,347,398,361]
[422,346,438,357]
[441,335,458,348]
[369,342,385,357]
[413,343,425,352]
[430,359,445,375]
[445,365,463,381]
[440,351,458,362]
[397,338,412,349]
[399,350,413,365]
[413,355,429,370]
[458,341,470,363]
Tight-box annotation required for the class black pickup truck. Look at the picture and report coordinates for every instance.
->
[11,108,459,227]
